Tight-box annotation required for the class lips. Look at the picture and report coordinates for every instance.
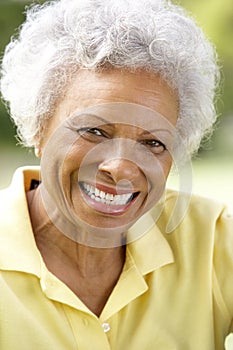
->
[80,182,139,204]
[79,181,139,214]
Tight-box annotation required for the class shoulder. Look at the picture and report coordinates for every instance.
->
[164,189,233,257]
[0,186,20,240]
[0,186,13,219]
[154,189,233,281]
[160,189,233,320]
[154,189,232,237]
[165,188,230,217]
[0,167,39,232]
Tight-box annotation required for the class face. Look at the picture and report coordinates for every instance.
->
[39,69,178,245]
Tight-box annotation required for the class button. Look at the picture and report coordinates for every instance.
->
[102,322,111,333]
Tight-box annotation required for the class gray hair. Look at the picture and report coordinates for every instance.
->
[0,0,220,159]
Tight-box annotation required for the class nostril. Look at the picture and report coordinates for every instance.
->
[98,158,141,184]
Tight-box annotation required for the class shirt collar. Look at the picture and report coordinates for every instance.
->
[0,166,42,276]
[127,210,174,275]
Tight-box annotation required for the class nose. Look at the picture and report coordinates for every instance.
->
[98,158,142,185]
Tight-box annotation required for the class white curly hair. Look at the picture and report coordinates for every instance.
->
[0,0,220,159]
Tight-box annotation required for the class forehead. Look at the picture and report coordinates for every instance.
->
[43,69,179,145]
[67,102,175,135]
[60,69,178,119]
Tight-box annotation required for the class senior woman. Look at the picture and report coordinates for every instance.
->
[0,0,232,349]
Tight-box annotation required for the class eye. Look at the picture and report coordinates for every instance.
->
[77,127,109,141]
[141,139,167,154]
[86,128,104,136]
[78,127,104,135]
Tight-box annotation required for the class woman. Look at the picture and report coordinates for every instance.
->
[0,0,232,349]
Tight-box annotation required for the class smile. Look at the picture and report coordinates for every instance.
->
[80,182,139,206]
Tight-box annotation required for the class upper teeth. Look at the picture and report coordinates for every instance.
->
[81,183,134,206]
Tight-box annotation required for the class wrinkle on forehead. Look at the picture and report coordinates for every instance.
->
[67,102,175,133]
[42,69,179,148]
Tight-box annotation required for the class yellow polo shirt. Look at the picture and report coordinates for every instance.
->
[0,167,232,350]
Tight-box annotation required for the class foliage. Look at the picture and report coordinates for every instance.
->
[180,0,233,116]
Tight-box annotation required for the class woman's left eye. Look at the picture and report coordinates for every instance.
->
[141,139,167,153]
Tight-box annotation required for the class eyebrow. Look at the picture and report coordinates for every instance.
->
[71,113,110,124]
[140,128,174,136]
[70,112,174,135]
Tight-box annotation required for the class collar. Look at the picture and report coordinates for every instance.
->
[0,166,42,276]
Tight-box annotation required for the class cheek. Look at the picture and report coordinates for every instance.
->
[60,141,95,191]
[142,153,172,208]
[146,153,172,185]
[161,153,173,177]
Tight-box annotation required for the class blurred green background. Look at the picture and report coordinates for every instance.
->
[0,0,232,210]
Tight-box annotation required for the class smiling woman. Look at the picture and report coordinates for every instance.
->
[35,70,177,244]
[0,0,232,349]
[37,100,176,249]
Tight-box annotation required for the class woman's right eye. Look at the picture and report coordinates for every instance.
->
[77,127,108,141]
[86,128,104,136]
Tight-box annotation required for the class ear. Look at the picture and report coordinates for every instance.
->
[34,147,42,158]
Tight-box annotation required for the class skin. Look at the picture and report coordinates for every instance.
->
[27,69,178,316]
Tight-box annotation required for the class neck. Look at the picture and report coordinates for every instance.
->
[34,224,126,279]
[26,187,126,279]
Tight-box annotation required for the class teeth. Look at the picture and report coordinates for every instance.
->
[90,186,95,194]
[100,191,105,199]
[81,183,134,206]
[106,193,111,200]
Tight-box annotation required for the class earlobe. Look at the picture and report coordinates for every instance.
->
[34,147,42,158]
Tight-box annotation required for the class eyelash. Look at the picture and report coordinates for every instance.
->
[78,127,108,137]
[78,127,167,153]
[141,139,166,150]
[88,128,106,136]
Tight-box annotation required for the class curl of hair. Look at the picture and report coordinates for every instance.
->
[0,0,220,161]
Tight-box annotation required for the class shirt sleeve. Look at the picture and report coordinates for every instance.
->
[214,208,233,331]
